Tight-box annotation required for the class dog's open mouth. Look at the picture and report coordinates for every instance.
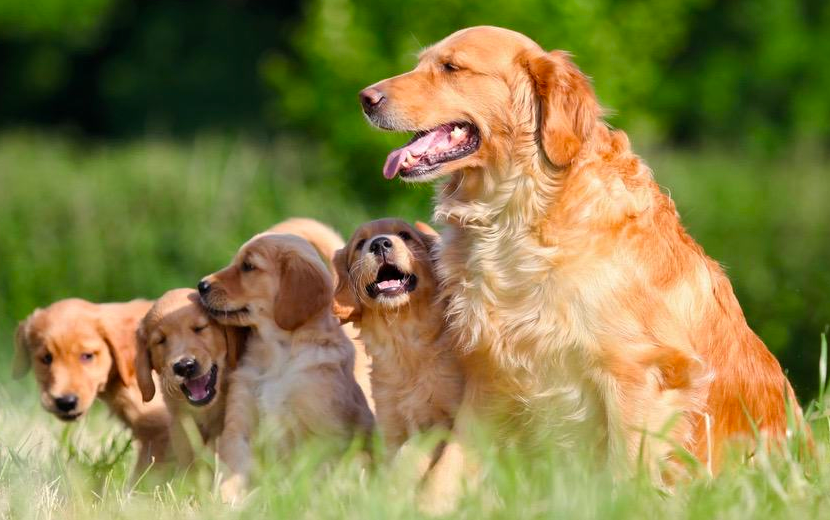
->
[366,263,417,298]
[181,364,218,406]
[383,122,480,180]
[56,411,83,422]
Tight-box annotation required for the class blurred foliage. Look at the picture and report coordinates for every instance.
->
[0,0,299,135]
[0,1,828,397]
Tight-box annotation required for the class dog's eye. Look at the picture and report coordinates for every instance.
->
[442,62,460,72]
[398,231,412,241]
[80,353,94,362]
[156,336,166,346]
[193,325,207,334]
[41,353,53,365]
[355,239,366,251]
[241,261,256,273]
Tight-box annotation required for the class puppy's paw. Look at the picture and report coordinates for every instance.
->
[219,475,246,506]
[417,484,459,517]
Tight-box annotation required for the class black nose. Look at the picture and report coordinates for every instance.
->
[369,236,393,255]
[359,87,386,114]
[172,358,198,378]
[54,394,78,412]
[197,280,211,296]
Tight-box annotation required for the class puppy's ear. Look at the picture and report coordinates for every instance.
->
[414,221,441,256]
[274,252,333,330]
[523,49,601,168]
[134,319,156,402]
[12,313,36,379]
[331,247,361,323]
[414,221,438,236]
[97,307,140,388]
[223,326,248,370]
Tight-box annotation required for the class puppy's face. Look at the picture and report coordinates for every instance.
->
[359,26,600,182]
[199,233,333,332]
[14,299,147,421]
[136,289,242,408]
[332,219,439,321]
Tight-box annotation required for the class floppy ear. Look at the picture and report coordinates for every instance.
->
[524,49,601,168]
[414,221,441,256]
[414,221,439,236]
[12,314,35,379]
[331,247,361,323]
[223,326,248,370]
[134,320,156,402]
[274,252,333,331]
[97,309,140,388]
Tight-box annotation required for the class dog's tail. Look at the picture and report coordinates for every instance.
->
[268,218,344,275]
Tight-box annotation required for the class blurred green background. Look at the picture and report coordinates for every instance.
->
[0,0,828,399]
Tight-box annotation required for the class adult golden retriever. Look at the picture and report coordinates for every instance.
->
[359,26,803,478]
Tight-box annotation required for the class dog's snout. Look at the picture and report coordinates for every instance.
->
[173,358,198,378]
[197,280,211,296]
[369,236,393,256]
[54,394,78,412]
[359,87,386,114]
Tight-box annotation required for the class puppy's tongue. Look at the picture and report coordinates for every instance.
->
[185,372,211,401]
[383,125,453,179]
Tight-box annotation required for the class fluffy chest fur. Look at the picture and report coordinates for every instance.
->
[438,219,608,448]
[434,132,716,456]
[360,313,463,447]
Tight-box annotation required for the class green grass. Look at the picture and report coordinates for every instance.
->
[0,131,829,518]
[1,348,829,519]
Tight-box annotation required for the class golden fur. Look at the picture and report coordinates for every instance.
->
[14,298,171,478]
[333,219,463,451]
[334,219,466,514]
[199,232,374,502]
[361,25,803,480]
[136,288,246,466]
[268,217,374,411]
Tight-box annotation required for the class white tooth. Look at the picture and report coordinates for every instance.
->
[403,150,414,167]
[451,126,465,140]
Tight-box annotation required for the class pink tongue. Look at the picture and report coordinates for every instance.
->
[185,372,211,401]
[377,279,403,290]
[382,126,451,179]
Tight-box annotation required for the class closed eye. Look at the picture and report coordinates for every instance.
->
[355,239,366,251]
[193,325,207,333]
[442,62,461,72]
[398,231,412,241]
[241,261,256,273]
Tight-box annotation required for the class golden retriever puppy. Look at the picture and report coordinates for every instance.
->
[198,232,374,501]
[359,25,803,479]
[135,288,246,466]
[333,218,465,513]
[333,219,463,451]
[14,298,171,478]
[268,217,374,410]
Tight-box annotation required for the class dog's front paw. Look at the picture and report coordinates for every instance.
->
[417,484,460,517]
[219,474,246,505]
